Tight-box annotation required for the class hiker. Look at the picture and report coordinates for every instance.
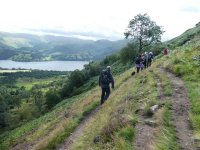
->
[143,52,149,68]
[148,52,153,67]
[163,48,168,55]
[135,54,143,73]
[99,66,114,105]
[140,53,145,70]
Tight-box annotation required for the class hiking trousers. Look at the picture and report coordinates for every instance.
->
[148,59,152,67]
[101,86,110,104]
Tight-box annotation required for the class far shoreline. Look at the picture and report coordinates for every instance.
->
[0,60,89,71]
[1,58,92,63]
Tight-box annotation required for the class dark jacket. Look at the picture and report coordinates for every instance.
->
[99,70,114,88]
[135,57,143,64]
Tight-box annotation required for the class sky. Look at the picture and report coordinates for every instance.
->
[0,0,199,41]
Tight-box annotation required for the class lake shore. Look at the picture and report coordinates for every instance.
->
[0,60,89,71]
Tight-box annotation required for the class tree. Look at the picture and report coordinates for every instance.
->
[124,13,164,52]
[120,43,139,63]
[32,90,46,114]
[45,90,61,109]
[69,70,88,88]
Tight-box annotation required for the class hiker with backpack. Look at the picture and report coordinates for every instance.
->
[99,66,114,105]
[143,52,149,68]
[148,52,153,67]
[134,54,143,73]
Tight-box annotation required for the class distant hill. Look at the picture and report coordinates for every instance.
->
[0,32,129,61]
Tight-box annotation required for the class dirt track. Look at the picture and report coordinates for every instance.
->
[163,69,195,150]
[57,106,101,150]
[134,68,195,150]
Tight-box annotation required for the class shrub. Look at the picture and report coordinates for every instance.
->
[101,53,119,66]
[45,90,61,109]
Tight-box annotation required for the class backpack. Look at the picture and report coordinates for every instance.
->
[148,53,153,60]
[100,70,110,84]
[135,57,140,64]
[145,53,149,61]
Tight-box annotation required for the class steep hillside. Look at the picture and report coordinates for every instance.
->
[56,26,200,149]
[0,32,128,61]
[0,43,16,59]
[166,24,200,48]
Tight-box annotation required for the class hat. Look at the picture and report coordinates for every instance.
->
[106,66,111,70]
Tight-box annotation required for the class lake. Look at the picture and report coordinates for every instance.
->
[0,60,89,71]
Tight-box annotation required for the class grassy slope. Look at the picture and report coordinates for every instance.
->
[70,69,157,149]
[0,66,132,150]
[159,38,200,147]
[65,26,200,149]
[68,64,180,150]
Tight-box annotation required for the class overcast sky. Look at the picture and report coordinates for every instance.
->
[0,0,199,41]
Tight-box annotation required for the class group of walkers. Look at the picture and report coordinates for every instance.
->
[98,51,154,105]
[134,52,154,73]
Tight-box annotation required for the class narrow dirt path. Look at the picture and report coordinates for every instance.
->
[57,83,127,149]
[57,106,101,150]
[134,123,155,150]
[134,73,165,150]
[161,68,195,150]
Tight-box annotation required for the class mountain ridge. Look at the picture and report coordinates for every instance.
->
[0,31,129,61]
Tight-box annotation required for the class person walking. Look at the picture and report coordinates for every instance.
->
[163,48,168,55]
[135,54,143,73]
[144,52,149,68]
[148,52,153,67]
[99,66,114,105]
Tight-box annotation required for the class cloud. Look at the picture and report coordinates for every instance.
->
[0,0,200,41]
[25,28,123,40]
[181,6,200,13]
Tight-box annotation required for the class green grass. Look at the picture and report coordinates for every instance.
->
[153,68,172,96]
[158,38,200,147]
[116,126,135,142]
[15,77,54,90]
[154,102,179,150]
